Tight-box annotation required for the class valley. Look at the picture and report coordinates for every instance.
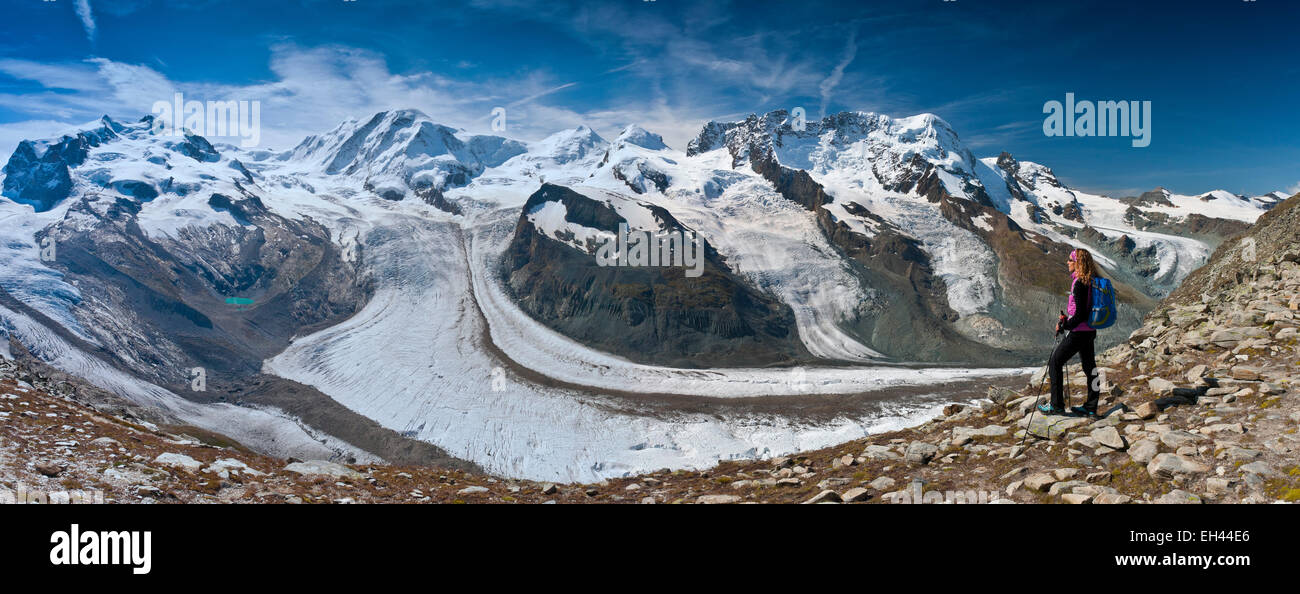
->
[0,109,1284,482]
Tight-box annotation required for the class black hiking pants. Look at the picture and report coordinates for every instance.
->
[1049,330,1099,412]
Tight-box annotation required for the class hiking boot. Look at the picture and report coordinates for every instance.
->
[1070,406,1098,417]
[1037,403,1067,415]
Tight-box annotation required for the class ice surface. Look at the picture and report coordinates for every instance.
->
[0,303,374,462]
[264,206,1028,481]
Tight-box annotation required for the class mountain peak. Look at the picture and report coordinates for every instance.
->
[553,124,602,141]
[615,124,667,150]
[100,115,126,134]
[532,125,607,163]
[896,112,951,130]
[376,108,433,122]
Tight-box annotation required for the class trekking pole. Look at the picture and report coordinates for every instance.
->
[1065,361,1073,413]
[1018,331,1065,449]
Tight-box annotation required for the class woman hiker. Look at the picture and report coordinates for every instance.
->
[1039,248,1102,417]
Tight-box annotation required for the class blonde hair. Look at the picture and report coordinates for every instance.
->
[1071,248,1098,285]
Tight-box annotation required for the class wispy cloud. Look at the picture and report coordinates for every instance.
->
[819,29,857,119]
[963,119,1042,151]
[0,44,704,156]
[74,0,97,43]
[0,58,104,91]
[1287,181,1300,195]
[507,82,578,108]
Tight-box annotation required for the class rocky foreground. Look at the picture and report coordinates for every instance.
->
[2,275,1294,504]
[4,197,1298,504]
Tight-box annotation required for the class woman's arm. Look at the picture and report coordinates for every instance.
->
[1063,279,1090,329]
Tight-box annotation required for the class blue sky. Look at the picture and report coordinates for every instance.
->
[1,0,1296,196]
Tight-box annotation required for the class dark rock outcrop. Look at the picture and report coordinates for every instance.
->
[502,184,809,367]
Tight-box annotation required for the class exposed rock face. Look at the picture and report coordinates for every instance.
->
[503,184,809,367]
[744,144,997,362]
[1164,192,1300,306]
[1,117,125,211]
[692,113,981,359]
[685,112,1161,360]
[27,180,370,397]
[1124,188,1177,208]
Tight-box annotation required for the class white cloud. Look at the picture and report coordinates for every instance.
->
[819,30,857,119]
[1287,181,1300,196]
[0,120,84,161]
[74,0,97,43]
[506,82,579,108]
[0,44,709,156]
[0,59,104,91]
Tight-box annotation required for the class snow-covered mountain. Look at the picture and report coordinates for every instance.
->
[0,109,1286,480]
[674,110,1280,357]
[279,109,526,200]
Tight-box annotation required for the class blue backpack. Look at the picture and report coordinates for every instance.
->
[1088,277,1118,329]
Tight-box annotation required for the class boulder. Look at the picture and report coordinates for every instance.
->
[1094,493,1132,504]
[862,445,900,461]
[154,453,203,473]
[1202,423,1245,436]
[1159,430,1203,450]
[1148,377,1177,395]
[90,437,121,448]
[904,441,939,466]
[1209,329,1248,347]
[1090,426,1127,450]
[988,386,1017,404]
[1147,454,1209,480]
[952,425,1008,445]
[1053,468,1080,481]
[1048,480,1090,496]
[1155,490,1203,504]
[1023,472,1057,492]
[284,460,363,479]
[1222,447,1262,462]
[205,458,265,477]
[803,490,842,504]
[1238,462,1279,478]
[1082,472,1109,485]
[1205,478,1235,496]
[842,487,871,502]
[1134,401,1160,420]
[1024,415,1090,440]
[868,476,896,490]
[1230,366,1261,381]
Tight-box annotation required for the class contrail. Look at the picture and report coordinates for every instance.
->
[819,30,857,119]
[75,0,97,43]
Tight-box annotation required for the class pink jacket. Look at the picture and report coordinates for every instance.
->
[1065,273,1093,332]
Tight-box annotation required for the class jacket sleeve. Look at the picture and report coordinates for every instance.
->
[1064,279,1091,329]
